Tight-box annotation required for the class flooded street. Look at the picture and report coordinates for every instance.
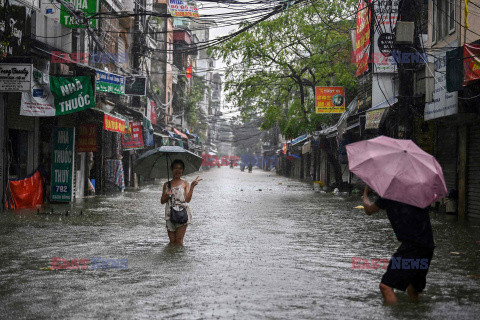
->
[1,167,479,319]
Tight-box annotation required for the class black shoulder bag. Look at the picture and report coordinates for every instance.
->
[168,181,189,224]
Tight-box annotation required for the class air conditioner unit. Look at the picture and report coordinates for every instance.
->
[396,21,415,44]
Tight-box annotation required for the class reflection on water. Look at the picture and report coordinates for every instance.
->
[0,168,479,319]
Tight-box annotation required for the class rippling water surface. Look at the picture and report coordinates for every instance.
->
[0,168,479,319]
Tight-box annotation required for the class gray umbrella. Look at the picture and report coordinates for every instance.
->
[133,146,202,179]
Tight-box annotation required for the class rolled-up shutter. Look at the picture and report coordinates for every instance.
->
[467,124,480,219]
[435,125,457,193]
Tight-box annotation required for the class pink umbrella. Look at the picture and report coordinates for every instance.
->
[346,135,448,208]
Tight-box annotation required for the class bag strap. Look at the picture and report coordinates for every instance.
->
[167,180,174,204]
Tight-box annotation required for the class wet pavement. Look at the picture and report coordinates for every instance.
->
[0,167,479,319]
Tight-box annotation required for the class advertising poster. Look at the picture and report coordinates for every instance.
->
[168,0,199,18]
[315,87,345,114]
[20,68,55,116]
[122,121,144,149]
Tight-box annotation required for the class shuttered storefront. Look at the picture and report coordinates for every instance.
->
[467,125,480,219]
[436,125,457,193]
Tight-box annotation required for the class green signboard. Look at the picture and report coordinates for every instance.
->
[50,76,95,116]
[60,0,98,29]
[95,70,125,95]
[51,127,75,203]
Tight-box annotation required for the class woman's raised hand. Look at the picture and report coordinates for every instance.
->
[191,176,202,188]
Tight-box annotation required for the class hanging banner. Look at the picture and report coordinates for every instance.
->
[77,124,97,152]
[125,76,147,96]
[463,43,480,85]
[20,67,55,116]
[95,70,125,95]
[0,64,32,92]
[60,0,98,29]
[356,0,371,77]
[51,127,75,203]
[149,98,157,124]
[315,87,345,114]
[373,0,399,73]
[50,76,95,116]
[103,113,126,134]
[122,121,144,149]
[168,0,199,18]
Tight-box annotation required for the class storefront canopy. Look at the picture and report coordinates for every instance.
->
[369,96,397,111]
[174,128,189,139]
[316,97,358,138]
[290,134,309,146]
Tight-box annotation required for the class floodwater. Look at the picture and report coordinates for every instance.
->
[0,167,479,319]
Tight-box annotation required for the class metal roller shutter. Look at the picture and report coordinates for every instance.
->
[467,124,480,219]
[436,125,457,193]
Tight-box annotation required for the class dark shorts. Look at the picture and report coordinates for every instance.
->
[381,242,434,293]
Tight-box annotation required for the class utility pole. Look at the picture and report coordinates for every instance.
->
[395,0,417,140]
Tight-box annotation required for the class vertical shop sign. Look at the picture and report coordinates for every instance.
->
[356,0,371,76]
[77,124,97,152]
[51,127,75,202]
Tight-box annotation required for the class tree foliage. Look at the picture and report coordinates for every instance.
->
[210,0,358,139]
[179,75,209,140]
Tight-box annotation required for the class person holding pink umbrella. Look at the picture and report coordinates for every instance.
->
[346,136,446,305]
[362,186,435,305]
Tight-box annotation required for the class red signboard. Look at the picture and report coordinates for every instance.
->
[122,121,144,149]
[356,0,371,77]
[463,43,480,85]
[103,113,126,134]
[149,99,157,125]
[77,124,97,152]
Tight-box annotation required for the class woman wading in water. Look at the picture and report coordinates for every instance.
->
[160,159,201,245]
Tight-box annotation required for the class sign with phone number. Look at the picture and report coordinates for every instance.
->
[51,127,75,202]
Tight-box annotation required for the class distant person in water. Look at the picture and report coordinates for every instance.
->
[362,185,435,305]
[160,159,202,245]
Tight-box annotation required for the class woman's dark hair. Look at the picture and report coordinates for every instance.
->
[171,159,185,170]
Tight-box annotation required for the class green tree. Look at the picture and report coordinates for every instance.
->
[177,75,209,141]
[210,0,357,139]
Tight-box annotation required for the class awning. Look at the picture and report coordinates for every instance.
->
[165,130,176,138]
[370,96,397,111]
[174,128,189,139]
[153,132,169,138]
[290,134,308,146]
[316,97,358,137]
